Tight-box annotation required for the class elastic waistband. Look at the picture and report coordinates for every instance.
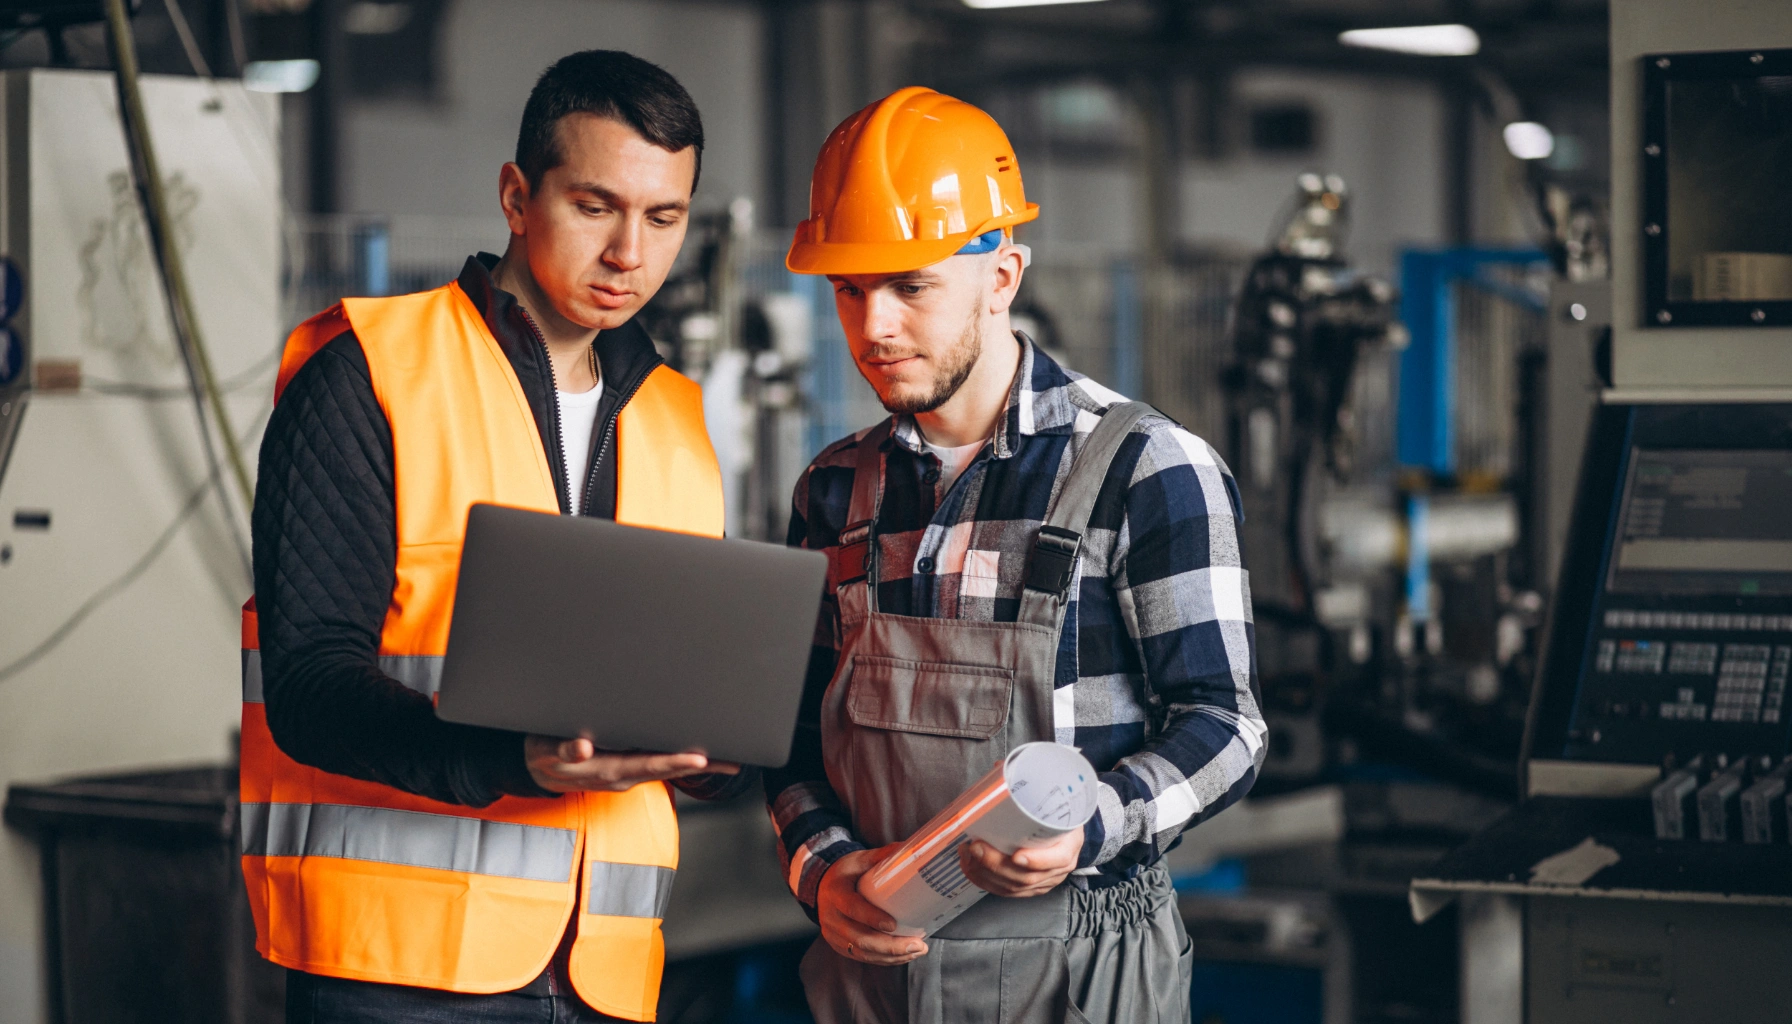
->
[1068,865,1175,936]
[930,865,1174,941]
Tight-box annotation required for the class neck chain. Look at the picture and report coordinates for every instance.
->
[586,343,599,389]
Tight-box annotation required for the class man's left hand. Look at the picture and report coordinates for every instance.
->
[959,827,1083,898]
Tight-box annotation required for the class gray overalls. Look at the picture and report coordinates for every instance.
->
[800,402,1193,1024]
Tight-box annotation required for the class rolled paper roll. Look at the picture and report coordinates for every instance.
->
[858,741,1098,937]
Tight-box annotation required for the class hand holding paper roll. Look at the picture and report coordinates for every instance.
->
[857,742,1099,937]
[960,823,1083,897]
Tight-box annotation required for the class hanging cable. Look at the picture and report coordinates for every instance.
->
[0,466,216,685]
[0,402,273,687]
[102,0,256,577]
[161,0,212,80]
[221,0,249,75]
[82,344,281,398]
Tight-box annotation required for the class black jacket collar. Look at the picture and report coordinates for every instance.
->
[459,253,663,397]
[456,254,665,518]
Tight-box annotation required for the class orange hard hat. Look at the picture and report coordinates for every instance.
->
[786,86,1039,276]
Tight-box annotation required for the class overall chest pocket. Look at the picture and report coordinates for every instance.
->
[845,656,1014,739]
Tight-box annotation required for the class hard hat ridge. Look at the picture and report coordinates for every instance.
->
[787,87,1039,276]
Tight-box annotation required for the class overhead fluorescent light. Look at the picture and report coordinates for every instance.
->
[1339,24,1480,57]
[243,59,321,93]
[1502,121,1555,160]
[964,0,1111,9]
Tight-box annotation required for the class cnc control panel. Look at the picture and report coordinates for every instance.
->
[1535,405,1792,765]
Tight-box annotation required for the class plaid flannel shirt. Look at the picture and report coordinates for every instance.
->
[765,336,1265,915]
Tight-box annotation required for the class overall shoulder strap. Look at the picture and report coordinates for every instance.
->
[834,419,895,608]
[1018,401,1156,627]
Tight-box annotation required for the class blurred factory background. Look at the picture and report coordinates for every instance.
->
[1,0,1790,1022]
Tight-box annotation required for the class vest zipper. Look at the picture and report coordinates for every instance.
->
[582,357,658,518]
[516,304,662,518]
[517,305,574,516]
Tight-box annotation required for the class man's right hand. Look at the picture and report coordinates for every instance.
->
[816,845,928,967]
[525,735,737,792]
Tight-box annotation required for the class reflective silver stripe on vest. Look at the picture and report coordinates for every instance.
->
[380,655,445,697]
[240,802,576,883]
[242,649,264,703]
[240,652,444,704]
[587,861,676,919]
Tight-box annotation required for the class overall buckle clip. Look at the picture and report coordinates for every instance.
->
[1024,526,1082,597]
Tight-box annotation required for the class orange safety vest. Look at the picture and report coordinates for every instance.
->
[239,281,723,1020]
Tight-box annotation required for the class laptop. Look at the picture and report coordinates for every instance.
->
[436,503,827,768]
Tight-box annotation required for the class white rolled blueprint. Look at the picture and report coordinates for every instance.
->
[858,741,1098,937]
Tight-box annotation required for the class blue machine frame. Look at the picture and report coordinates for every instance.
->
[1396,247,1549,477]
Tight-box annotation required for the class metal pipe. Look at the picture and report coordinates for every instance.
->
[102,0,255,563]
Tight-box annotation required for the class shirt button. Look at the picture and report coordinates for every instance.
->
[922,467,941,484]
[918,556,936,574]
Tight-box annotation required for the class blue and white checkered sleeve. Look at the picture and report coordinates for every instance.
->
[1079,421,1265,877]
[763,454,867,918]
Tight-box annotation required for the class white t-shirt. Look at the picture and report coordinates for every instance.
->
[922,434,988,494]
[557,379,604,515]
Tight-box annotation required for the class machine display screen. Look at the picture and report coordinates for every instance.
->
[1535,404,1792,765]
[1608,448,1792,597]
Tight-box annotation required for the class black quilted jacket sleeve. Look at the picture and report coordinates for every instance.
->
[251,333,550,807]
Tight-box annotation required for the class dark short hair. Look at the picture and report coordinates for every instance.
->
[515,50,704,193]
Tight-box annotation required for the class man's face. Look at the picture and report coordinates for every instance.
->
[829,254,993,415]
[502,113,695,330]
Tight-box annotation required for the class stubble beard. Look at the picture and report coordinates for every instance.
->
[871,298,984,416]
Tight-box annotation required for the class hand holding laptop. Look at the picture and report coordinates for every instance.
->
[524,734,741,793]
[438,506,826,769]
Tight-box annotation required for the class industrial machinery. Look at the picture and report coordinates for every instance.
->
[1412,399,1792,1021]
[637,200,818,543]
[1227,171,1402,786]
[1227,173,1559,798]
[1410,11,1792,1022]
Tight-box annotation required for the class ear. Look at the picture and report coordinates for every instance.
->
[498,163,531,237]
[987,245,1025,316]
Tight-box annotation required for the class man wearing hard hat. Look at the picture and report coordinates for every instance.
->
[765,87,1267,1023]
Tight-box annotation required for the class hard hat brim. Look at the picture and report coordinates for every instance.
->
[786,206,1040,276]
[786,236,968,276]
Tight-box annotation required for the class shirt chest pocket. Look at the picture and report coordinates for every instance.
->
[845,656,1014,739]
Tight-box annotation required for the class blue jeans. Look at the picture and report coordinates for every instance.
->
[284,970,629,1024]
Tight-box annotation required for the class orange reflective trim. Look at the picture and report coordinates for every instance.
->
[344,285,559,656]
[242,599,258,649]
[241,802,578,882]
[615,366,725,540]
[275,304,352,403]
[567,784,678,1018]
[577,783,680,870]
[239,702,277,803]
[585,862,675,918]
[246,284,719,1012]
[241,711,574,825]
[569,915,665,1022]
[244,853,575,993]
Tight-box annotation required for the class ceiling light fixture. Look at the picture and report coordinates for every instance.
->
[963,0,1112,9]
[1338,24,1480,57]
[1502,121,1555,160]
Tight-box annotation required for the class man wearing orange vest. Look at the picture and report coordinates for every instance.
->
[246,51,742,1022]
[766,89,1264,1023]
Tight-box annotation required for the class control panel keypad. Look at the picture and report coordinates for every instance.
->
[1593,613,1792,730]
